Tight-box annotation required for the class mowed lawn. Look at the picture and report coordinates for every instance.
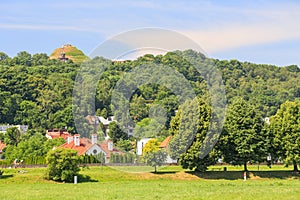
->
[0,165,299,200]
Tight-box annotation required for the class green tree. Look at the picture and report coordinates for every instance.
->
[108,121,128,143]
[130,94,148,122]
[4,127,21,146]
[14,100,43,128]
[116,139,134,152]
[45,148,80,182]
[3,133,65,162]
[134,117,165,138]
[31,53,49,66]
[13,51,32,66]
[220,98,267,171]
[169,98,219,172]
[270,100,300,171]
[143,139,167,173]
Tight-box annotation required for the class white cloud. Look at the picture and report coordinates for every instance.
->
[181,3,300,54]
[0,23,80,31]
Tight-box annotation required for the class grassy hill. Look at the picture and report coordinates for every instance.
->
[49,44,89,63]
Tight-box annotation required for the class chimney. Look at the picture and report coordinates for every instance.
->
[91,134,98,144]
[74,134,80,146]
[67,136,73,144]
[108,140,113,151]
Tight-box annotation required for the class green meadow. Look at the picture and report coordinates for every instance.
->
[0,165,299,200]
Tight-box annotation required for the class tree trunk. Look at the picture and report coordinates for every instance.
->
[293,160,298,172]
[154,165,157,173]
[243,162,248,172]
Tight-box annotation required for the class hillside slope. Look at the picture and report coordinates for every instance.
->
[50,44,89,63]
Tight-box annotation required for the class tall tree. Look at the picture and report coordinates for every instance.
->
[220,98,267,171]
[108,121,128,143]
[169,98,218,172]
[270,100,300,172]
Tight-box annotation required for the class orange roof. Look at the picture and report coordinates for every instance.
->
[0,140,6,151]
[46,129,70,140]
[60,137,122,158]
[159,135,172,150]
[60,138,93,156]
[98,142,123,158]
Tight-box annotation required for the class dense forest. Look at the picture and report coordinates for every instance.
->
[0,49,299,170]
[0,49,299,132]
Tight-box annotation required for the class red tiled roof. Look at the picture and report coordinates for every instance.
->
[98,142,122,158]
[0,140,6,151]
[159,135,172,150]
[46,129,70,140]
[60,138,93,156]
[60,137,122,158]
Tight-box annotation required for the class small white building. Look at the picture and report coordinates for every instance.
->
[136,138,152,155]
[0,124,28,134]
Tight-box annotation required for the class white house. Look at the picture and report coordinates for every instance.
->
[136,138,152,155]
[60,134,122,163]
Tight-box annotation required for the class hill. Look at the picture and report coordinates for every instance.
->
[49,44,89,63]
[0,49,299,131]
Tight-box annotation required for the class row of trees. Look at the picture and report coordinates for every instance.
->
[169,98,300,172]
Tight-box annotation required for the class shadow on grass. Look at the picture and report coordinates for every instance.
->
[78,174,98,183]
[187,170,300,180]
[150,171,177,175]
[0,174,14,179]
[251,171,300,179]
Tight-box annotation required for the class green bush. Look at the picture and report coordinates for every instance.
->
[45,148,80,183]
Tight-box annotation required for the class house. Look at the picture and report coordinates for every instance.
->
[0,124,28,134]
[60,134,121,163]
[159,135,177,164]
[98,116,115,135]
[0,140,6,156]
[136,138,152,155]
[98,116,134,137]
[46,129,71,140]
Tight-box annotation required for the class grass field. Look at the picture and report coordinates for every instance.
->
[0,165,299,200]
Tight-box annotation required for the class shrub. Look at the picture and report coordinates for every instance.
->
[45,148,80,183]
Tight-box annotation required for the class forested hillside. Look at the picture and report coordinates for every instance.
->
[0,49,299,134]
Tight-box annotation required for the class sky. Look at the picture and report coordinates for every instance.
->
[1,0,300,66]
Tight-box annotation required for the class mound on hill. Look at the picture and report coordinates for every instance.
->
[50,44,89,63]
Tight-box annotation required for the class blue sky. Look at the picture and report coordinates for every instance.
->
[1,0,300,66]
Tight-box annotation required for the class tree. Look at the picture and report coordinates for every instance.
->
[270,100,300,172]
[45,148,80,182]
[14,51,32,66]
[3,133,65,162]
[14,100,43,129]
[143,139,167,173]
[116,139,134,152]
[169,98,219,172]
[130,94,148,122]
[220,98,267,171]
[31,53,49,66]
[134,117,165,138]
[108,121,128,143]
[4,127,21,146]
